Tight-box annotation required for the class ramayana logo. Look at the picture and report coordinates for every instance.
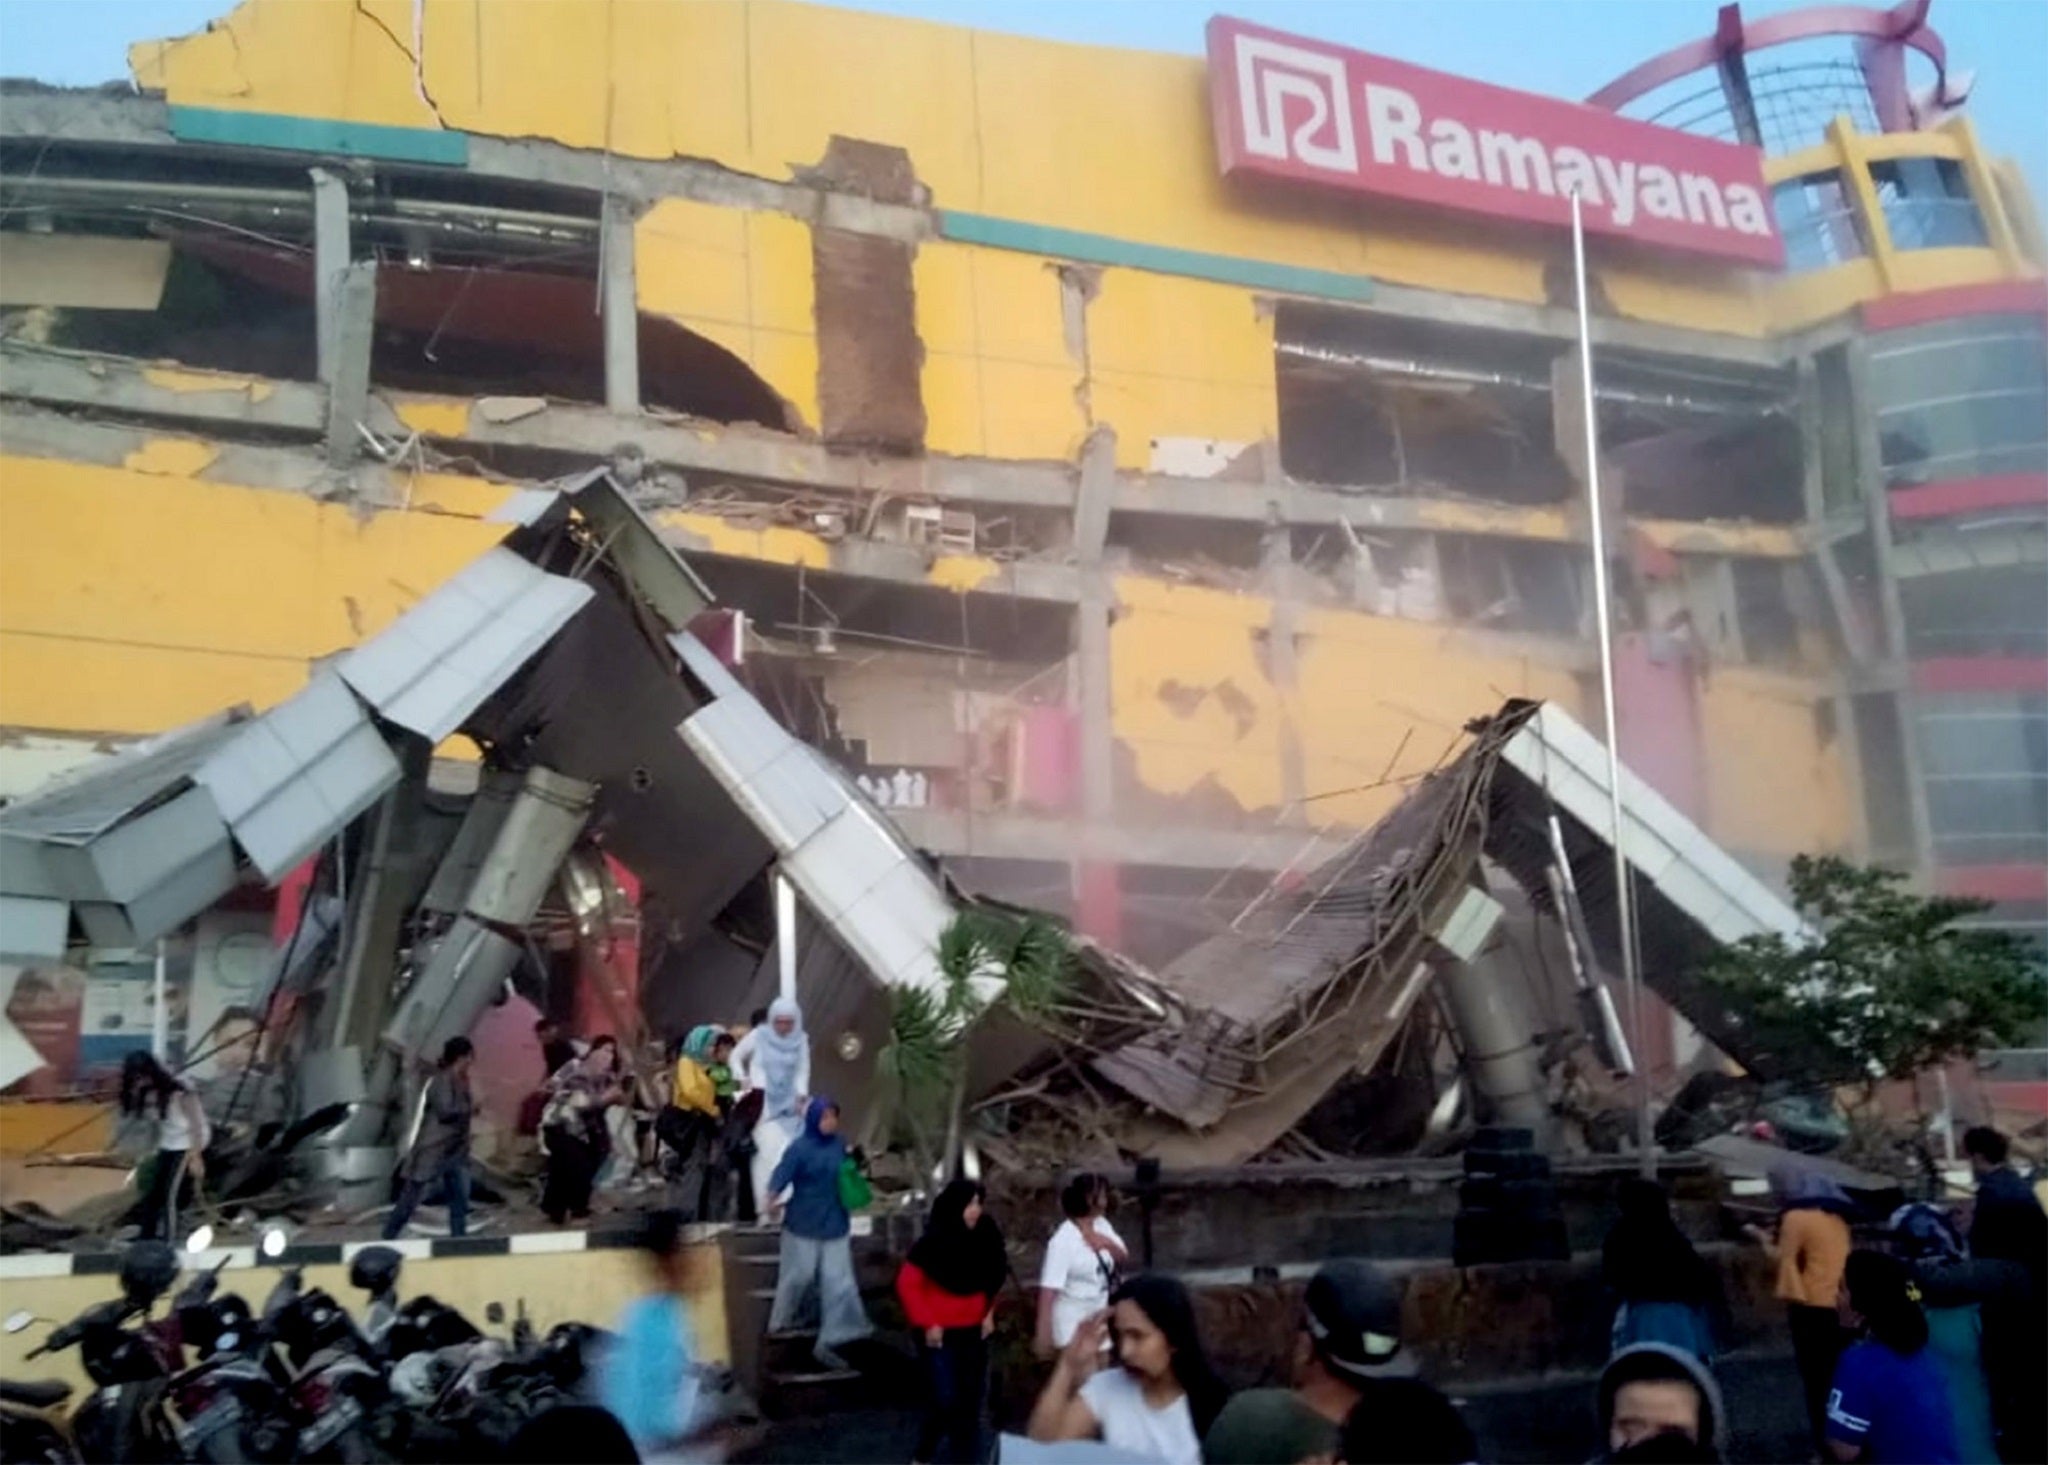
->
[1221,21,1779,259]
[1358,83,1771,237]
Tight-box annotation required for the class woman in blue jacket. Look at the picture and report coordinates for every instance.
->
[766,1096,873,1371]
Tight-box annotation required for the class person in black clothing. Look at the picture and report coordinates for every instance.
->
[535,1017,577,1079]
[1962,1126,2046,1464]
[1209,1259,1474,1463]
[897,1179,1008,1465]
[1602,1178,1720,1358]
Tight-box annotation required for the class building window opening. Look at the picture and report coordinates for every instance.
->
[12,233,321,382]
[1916,693,2048,868]
[1274,304,1574,507]
[367,260,792,427]
[1105,514,1266,577]
[1870,158,1988,252]
[1731,558,1802,666]
[1595,350,1804,523]
[1772,169,1871,271]
[1437,535,1584,635]
[1901,562,2048,659]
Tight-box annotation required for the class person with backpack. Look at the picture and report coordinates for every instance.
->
[1888,1203,1998,1463]
[1603,1178,1720,1360]
[765,1096,872,1371]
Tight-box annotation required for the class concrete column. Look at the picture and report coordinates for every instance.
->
[1843,337,1936,871]
[1438,953,1556,1145]
[311,167,350,384]
[601,194,641,415]
[1072,425,1118,561]
[1073,576,1120,945]
[323,262,377,468]
[1259,513,1307,817]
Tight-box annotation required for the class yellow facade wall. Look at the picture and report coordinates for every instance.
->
[1698,669,1854,858]
[1106,577,1852,855]
[0,454,510,736]
[1292,613,1585,828]
[138,0,1787,338]
[635,198,821,430]
[1088,269,1277,470]
[1109,577,1290,814]
[914,240,1086,462]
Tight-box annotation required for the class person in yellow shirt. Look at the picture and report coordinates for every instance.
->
[1748,1169,1855,1455]
[658,1026,725,1218]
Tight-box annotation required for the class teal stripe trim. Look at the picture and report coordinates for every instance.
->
[938,210,1373,302]
[168,106,468,166]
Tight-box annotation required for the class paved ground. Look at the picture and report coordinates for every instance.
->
[733,1350,1812,1464]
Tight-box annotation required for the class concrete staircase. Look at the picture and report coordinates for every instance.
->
[719,1222,914,1419]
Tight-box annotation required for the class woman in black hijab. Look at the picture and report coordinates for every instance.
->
[896,1178,1009,1464]
[1602,1177,1721,1360]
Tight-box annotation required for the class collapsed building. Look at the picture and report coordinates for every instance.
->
[0,466,1801,1210]
[0,0,2044,1171]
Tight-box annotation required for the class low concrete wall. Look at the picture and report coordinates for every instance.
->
[982,1156,1724,1273]
[0,1238,728,1396]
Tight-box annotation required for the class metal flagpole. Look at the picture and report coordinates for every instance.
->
[1570,190,1654,1179]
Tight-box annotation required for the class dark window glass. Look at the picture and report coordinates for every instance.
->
[1868,317,2048,487]
[1772,171,1869,272]
[1870,158,1989,251]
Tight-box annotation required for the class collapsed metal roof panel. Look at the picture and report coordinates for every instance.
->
[0,894,68,964]
[0,712,239,846]
[675,631,954,998]
[336,547,594,742]
[1498,702,1801,945]
[193,671,402,880]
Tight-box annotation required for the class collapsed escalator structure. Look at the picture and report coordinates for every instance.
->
[1,465,1804,1212]
[973,699,1807,1170]
[0,468,1177,1214]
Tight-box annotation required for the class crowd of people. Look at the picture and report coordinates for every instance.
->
[372,1008,2045,1465]
[1601,1126,2046,1465]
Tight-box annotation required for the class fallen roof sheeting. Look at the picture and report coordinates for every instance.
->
[0,467,977,1065]
[1083,698,1806,1164]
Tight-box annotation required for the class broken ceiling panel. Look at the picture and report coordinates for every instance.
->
[337,547,594,742]
[194,671,402,880]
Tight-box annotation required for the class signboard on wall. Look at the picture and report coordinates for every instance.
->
[1207,16,1785,268]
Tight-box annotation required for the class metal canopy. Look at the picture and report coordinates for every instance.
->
[336,547,594,742]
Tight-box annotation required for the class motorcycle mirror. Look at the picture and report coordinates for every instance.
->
[3,1310,35,1333]
[259,1225,291,1259]
[185,1224,216,1254]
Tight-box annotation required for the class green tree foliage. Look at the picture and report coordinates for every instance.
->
[878,910,1075,1161]
[1700,855,2045,1088]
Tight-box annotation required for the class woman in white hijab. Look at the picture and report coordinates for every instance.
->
[732,997,810,1214]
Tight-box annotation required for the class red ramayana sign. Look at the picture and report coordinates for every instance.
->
[1207,16,1784,268]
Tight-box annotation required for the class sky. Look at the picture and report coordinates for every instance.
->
[1,0,2043,206]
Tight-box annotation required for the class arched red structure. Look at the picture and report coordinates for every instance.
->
[1587,0,1969,140]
